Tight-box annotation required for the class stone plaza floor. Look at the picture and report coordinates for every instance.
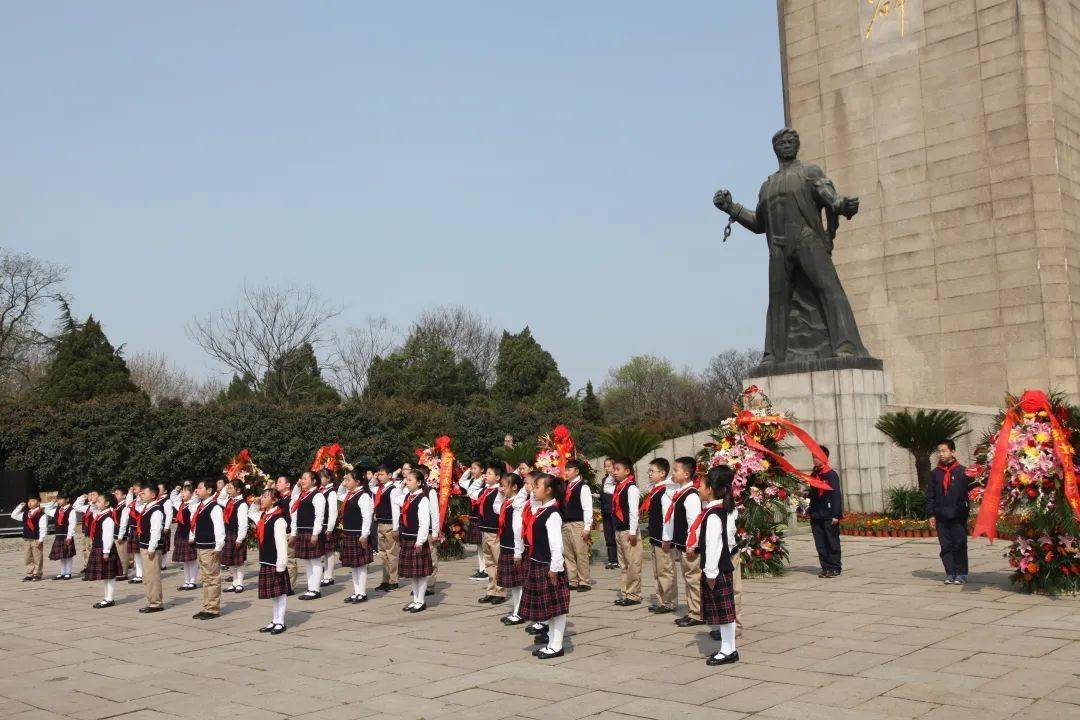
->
[0,533,1077,720]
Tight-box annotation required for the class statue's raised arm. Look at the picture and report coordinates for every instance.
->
[713,188,764,235]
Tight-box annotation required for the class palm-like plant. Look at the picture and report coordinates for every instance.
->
[876,409,969,492]
[593,426,663,466]
[492,441,539,471]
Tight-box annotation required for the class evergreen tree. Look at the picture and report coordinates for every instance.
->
[582,380,604,424]
[365,329,483,405]
[217,373,258,404]
[40,308,138,404]
[263,343,339,406]
[492,327,569,402]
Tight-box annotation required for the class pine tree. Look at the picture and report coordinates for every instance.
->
[365,329,483,405]
[263,343,339,406]
[40,308,139,404]
[492,327,569,402]
[582,380,604,424]
[217,373,258,404]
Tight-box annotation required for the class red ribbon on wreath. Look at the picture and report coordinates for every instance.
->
[735,411,833,492]
[552,424,575,477]
[973,390,1080,541]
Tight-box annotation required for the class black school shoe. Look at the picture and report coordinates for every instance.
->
[192,612,219,620]
[577,585,591,592]
[478,595,493,604]
[138,606,164,613]
[270,624,287,635]
[648,605,674,614]
[298,591,322,600]
[535,648,564,659]
[489,596,507,605]
[409,603,427,613]
[320,578,335,587]
[93,600,115,609]
[706,650,739,666]
[675,616,704,627]
[614,598,641,606]
[525,623,548,635]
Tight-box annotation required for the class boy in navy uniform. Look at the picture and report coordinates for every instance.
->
[808,446,842,578]
[926,439,969,585]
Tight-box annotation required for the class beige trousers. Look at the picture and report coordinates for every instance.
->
[616,530,643,601]
[140,549,163,608]
[81,533,91,568]
[286,537,297,588]
[677,549,702,621]
[429,540,440,582]
[196,548,221,614]
[114,539,129,577]
[377,523,398,584]
[24,539,43,578]
[732,553,744,634]
[562,521,591,586]
[481,532,504,597]
[652,544,677,609]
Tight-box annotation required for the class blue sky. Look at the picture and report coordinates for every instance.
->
[2,3,784,392]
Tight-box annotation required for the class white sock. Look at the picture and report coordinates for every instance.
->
[232,566,244,587]
[66,558,74,575]
[273,595,286,625]
[325,554,336,577]
[104,579,115,602]
[510,587,523,616]
[184,560,196,584]
[478,552,485,572]
[351,567,366,596]
[303,560,315,592]
[719,622,736,655]
[417,577,428,602]
[548,614,567,652]
[312,561,323,589]
[134,553,143,578]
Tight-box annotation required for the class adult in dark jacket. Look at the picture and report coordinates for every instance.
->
[925,439,969,584]
[808,446,842,577]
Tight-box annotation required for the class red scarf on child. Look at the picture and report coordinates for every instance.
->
[612,476,635,522]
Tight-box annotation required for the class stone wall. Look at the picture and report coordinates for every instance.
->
[776,0,1080,409]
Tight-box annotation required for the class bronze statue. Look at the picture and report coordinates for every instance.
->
[714,128,870,366]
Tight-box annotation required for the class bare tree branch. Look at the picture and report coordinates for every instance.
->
[327,314,401,399]
[186,285,342,401]
[0,248,67,395]
[412,305,499,385]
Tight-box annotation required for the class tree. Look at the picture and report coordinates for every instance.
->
[365,329,483,405]
[875,409,969,492]
[593,426,663,465]
[128,351,217,405]
[40,307,138,404]
[492,327,569,402]
[413,305,499,386]
[263,342,339,406]
[187,285,341,404]
[0,248,67,395]
[702,348,762,410]
[582,380,604,424]
[328,315,400,399]
[218,373,258,404]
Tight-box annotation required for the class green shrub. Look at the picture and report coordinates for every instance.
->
[886,486,927,520]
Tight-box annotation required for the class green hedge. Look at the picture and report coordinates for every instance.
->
[0,394,594,495]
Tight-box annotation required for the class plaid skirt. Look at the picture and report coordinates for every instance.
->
[496,547,526,589]
[221,532,247,566]
[86,548,122,581]
[159,530,171,555]
[398,541,433,578]
[172,531,195,562]
[49,536,75,560]
[258,564,292,599]
[520,561,570,622]
[322,528,339,553]
[127,533,139,556]
[467,519,483,544]
[293,529,324,559]
[338,534,374,567]
[701,571,737,625]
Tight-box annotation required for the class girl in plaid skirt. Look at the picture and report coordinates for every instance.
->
[337,471,375,604]
[520,473,570,659]
[86,494,122,609]
[496,473,528,625]
[398,469,433,613]
[44,493,78,579]
[291,472,328,600]
[254,489,290,634]
[458,463,487,579]
[689,465,739,666]
[170,484,199,590]
[318,469,340,588]
[219,479,250,593]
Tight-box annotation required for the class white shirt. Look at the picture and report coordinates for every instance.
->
[624,482,641,536]
[427,487,441,538]
[322,486,339,531]
[43,500,80,540]
[161,496,174,533]
[115,501,131,540]
[510,488,528,558]
[536,499,565,573]
[144,501,164,553]
[218,495,249,542]
[11,503,48,541]
[703,501,738,580]
[71,495,91,534]
[602,474,615,494]
[402,491,431,546]
[273,516,288,572]
[656,477,676,542]
[564,476,594,531]
[99,513,116,556]
[672,483,701,549]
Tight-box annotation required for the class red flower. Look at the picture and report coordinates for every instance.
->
[763,551,773,560]
[743,385,759,395]
[777,489,788,500]
[1026,487,1039,498]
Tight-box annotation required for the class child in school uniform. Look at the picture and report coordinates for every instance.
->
[610,458,643,606]
[291,471,327,600]
[519,472,571,659]
[219,479,250,593]
[496,473,528,625]
[126,482,145,584]
[670,457,704,628]
[520,471,547,638]
[424,469,441,594]
[73,491,97,579]
[111,487,131,580]
[190,480,225,620]
[44,492,80,580]
[337,470,375,603]
[86,493,123,609]
[560,460,593,592]
[135,484,166,613]
[642,458,676,614]
[458,462,487,580]
[372,465,402,592]
[397,469,433,613]
[253,488,290,634]
[318,469,339,587]
[157,483,173,570]
[688,465,739,666]
[472,463,507,605]
[11,495,46,581]
[170,483,198,590]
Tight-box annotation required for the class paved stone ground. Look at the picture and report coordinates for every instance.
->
[0,533,1078,720]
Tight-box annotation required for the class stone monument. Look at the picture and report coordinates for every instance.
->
[715,128,889,512]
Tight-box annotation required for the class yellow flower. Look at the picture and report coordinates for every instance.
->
[761,460,770,469]
[1035,432,1050,443]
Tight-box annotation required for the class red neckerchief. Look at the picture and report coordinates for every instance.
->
[223,498,241,524]
[291,489,314,514]
[498,498,514,535]
[87,509,105,542]
[524,502,548,551]
[564,478,581,505]
[612,476,635,522]
[24,507,41,532]
[401,491,421,530]
[686,502,722,548]
[640,482,668,514]
[939,460,959,493]
[256,506,281,545]
[521,502,535,547]
[128,500,142,527]
[82,509,91,530]
[374,484,389,509]
[57,505,70,527]
[665,484,696,522]
[475,485,497,512]
[812,464,833,497]
[136,500,159,536]
[189,499,212,529]
[175,504,190,528]
[341,489,359,506]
